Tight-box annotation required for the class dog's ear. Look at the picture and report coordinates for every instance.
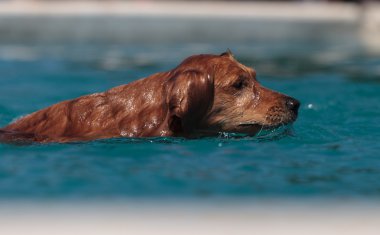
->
[220,49,234,58]
[168,70,214,135]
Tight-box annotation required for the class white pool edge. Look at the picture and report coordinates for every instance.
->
[0,1,379,52]
[0,1,366,22]
[0,199,379,235]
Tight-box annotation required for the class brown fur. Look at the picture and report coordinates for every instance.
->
[0,52,300,143]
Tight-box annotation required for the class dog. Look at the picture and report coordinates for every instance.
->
[0,51,300,143]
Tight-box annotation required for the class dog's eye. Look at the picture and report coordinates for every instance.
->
[233,79,246,90]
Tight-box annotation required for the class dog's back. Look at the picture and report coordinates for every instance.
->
[1,72,171,143]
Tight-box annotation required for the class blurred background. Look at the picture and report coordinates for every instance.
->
[0,1,380,235]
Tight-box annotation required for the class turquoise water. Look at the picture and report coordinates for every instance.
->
[0,44,379,199]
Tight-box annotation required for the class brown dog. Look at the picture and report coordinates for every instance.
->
[0,51,299,143]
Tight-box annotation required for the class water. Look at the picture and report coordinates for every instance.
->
[0,43,380,200]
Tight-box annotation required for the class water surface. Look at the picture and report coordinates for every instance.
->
[0,43,379,199]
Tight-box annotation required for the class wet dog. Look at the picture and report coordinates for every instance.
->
[1,51,300,143]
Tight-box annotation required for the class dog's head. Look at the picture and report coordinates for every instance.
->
[168,51,300,136]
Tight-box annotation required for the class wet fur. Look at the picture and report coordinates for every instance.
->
[0,52,299,143]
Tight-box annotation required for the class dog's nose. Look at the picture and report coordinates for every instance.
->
[285,97,300,113]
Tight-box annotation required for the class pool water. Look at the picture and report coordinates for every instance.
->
[0,43,379,199]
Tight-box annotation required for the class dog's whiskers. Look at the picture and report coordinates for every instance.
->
[256,124,264,137]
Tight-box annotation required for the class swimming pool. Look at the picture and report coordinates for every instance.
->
[0,18,379,199]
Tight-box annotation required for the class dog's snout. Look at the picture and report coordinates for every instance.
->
[285,97,300,113]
